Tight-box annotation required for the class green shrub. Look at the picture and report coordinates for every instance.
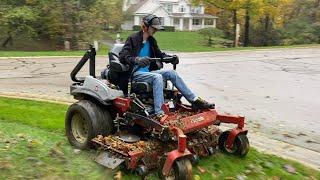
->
[198,28,224,46]
[163,26,175,31]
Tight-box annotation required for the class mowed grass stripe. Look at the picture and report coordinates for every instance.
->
[0,97,67,132]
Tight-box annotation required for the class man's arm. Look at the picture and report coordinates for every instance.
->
[119,36,136,66]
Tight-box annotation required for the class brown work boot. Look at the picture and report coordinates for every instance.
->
[192,97,215,110]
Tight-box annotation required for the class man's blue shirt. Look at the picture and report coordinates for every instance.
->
[137,40,150,72]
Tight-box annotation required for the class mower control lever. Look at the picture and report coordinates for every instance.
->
[149,56,179,65]
[149,56,179,70]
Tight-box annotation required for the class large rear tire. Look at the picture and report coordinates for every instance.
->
[65,100,113,149]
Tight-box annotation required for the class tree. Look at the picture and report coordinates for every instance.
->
[194,0,245,47]
[0,0,125,50]
[0,6,39,47]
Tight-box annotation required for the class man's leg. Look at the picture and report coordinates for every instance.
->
[152,69,215,109]
[152,69,197,102]
[133,71,164,114]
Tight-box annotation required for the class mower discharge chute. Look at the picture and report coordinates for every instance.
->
[65,45,250,179]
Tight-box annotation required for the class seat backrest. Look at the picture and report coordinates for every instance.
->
[110,43,125,57]
[108,44,129,72]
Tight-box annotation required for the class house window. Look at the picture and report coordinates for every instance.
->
[205,19,214,25]
[192,19,200,25]
[191,7,200,13]
[174,18,180,25]
[195,7,201,13]
[180,6,185,12]
[165,3,172,12]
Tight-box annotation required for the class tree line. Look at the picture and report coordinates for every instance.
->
[195,0,320,46]
[0,0,123,50]
[0,0,319,50]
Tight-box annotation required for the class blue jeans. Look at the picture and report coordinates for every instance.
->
[133,69,197,114]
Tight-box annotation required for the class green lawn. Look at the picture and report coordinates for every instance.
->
[0,96,319,179]
[0,44,109,57]
[104,30,320,52]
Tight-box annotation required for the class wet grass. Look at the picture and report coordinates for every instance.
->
[0,96,319,179]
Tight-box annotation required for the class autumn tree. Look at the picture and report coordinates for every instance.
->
[0,0,124,49]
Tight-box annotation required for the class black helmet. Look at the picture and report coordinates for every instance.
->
[142,14,164,30]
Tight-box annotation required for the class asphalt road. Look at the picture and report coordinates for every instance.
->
[0,47,319,166]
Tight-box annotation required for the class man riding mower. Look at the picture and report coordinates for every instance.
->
[65,14,250,179]
[117,14,214,121]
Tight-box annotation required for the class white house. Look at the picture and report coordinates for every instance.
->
[122,0,217,31]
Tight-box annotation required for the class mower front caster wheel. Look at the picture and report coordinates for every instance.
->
[159,158,193,180]
[218,131,250,157]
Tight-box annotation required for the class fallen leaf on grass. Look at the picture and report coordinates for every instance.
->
[114,171,122,180]
[308,176,317,180]
[55,141,63,147]
[0,160,14,170]
[49,148,65,159]
[197,166,206,174]
[271,176,281,180]
[236,174,247,180]
[211,172,218,178]
[27,139,42,148]
[243,169,252,175]
[283,164,296,174]
[17,133,26,139]
[73,149,81,154]
[225,177,236,180]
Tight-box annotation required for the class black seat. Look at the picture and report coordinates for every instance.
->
[105,49,152,94]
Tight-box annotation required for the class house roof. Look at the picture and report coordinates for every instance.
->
[135,0,166,14]
[126,0,149,13]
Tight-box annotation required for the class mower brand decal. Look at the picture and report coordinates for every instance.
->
[191,116,205,124]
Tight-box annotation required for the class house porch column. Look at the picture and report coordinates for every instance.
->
[201,18,205,28]
[179,18,183,31]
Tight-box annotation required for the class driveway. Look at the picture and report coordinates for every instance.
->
[0,47,319,168]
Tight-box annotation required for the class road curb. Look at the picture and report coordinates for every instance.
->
[0,92,74,105]
[0,55,106,59]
